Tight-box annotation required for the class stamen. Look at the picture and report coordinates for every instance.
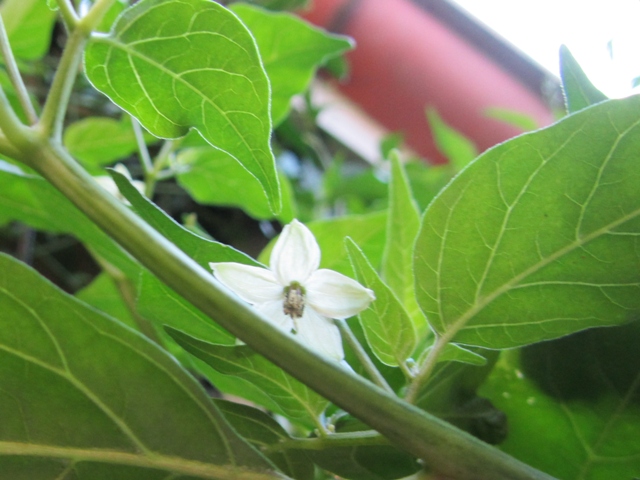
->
[283,282,305,319]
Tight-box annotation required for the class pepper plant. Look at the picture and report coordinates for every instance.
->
[0,1,638,479]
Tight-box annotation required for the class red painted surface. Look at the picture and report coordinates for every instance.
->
[300,0,555,163]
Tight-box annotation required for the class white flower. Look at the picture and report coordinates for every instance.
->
[210,220,375,360]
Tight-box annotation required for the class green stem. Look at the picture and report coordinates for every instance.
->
[38,0,116,140]
[13,139,556,480]
[404,335,451,404]
[336,319,394,394]
[0,14,37,125]
[55,0,80,31]
[132,118,153,175]
[264,430,388,453]
[0,87,31,154]
[399,360,415,382]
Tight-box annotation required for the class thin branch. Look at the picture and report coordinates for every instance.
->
[37,26,85,140]
[336,319,395,394]
[132,117,153,174]
[0,86,31,154]
[0,14,37,124]
[55,0,80,31]
[38,0,116,140]
[404,335,451,404]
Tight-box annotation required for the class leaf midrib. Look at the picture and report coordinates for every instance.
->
[0,441,282,480]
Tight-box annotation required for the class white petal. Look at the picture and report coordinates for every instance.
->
[306,269,375,319]
[295,308,344,361]
[210,262,282,304]
[270,219,320,285]
[254,300,295,333]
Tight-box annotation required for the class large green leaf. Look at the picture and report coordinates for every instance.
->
[381,153,424,330]
[0,254,279,479]
[480,324,640,480]
[76,272,138,330]
[168,328,330,427]
[84,0,281,212]
[176,146,296,221]
[414,96,640,349]
[560,45,607,114]
[346,238,416,366]
[231,4,353,126]
[0,0,56,60]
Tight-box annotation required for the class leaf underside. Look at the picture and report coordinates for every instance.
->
[0,254,276,479]
[414,97,640,349]
[85,0,281,211]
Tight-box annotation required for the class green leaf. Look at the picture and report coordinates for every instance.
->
[381,153,425,330]
[414,97,640,349]
[484,107,538,132]
[76,272,138,330]
[346,238,416,366]
[137,270,236,346]
[64,117,156,169]
[416,351,506,445]
[308,444,419,480]
[0,254,278,478]
[560,45,607,114]
[176,146,296,221]
[168,328,330,427]
[0,0,57,60]
[84,0,281,212]
[231,4,353,126]
[426,107,478,170]
[480,324,640,480]
[404,161,453,211]
[111,168,259,269]
[420,343,487,366]
[215,400,314,480]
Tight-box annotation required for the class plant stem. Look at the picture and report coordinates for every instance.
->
[336,319,394,394]
[404,335,451,404]
[56,0,80,31]
[38,0,116,140]
[0,87,31,154]
[264,430,388,453]
[11,138,556,480]
[132,118,153,175]
[0,15,37,125]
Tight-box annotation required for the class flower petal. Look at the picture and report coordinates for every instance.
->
[296,308,344,361]
[255,299,295,333]
[210,262,282,304]
[270,219,320,285]
[306,269,375,319]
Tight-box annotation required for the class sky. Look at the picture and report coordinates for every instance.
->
[449,0,640,98]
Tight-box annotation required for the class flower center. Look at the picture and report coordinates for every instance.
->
[283,281,305,319]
